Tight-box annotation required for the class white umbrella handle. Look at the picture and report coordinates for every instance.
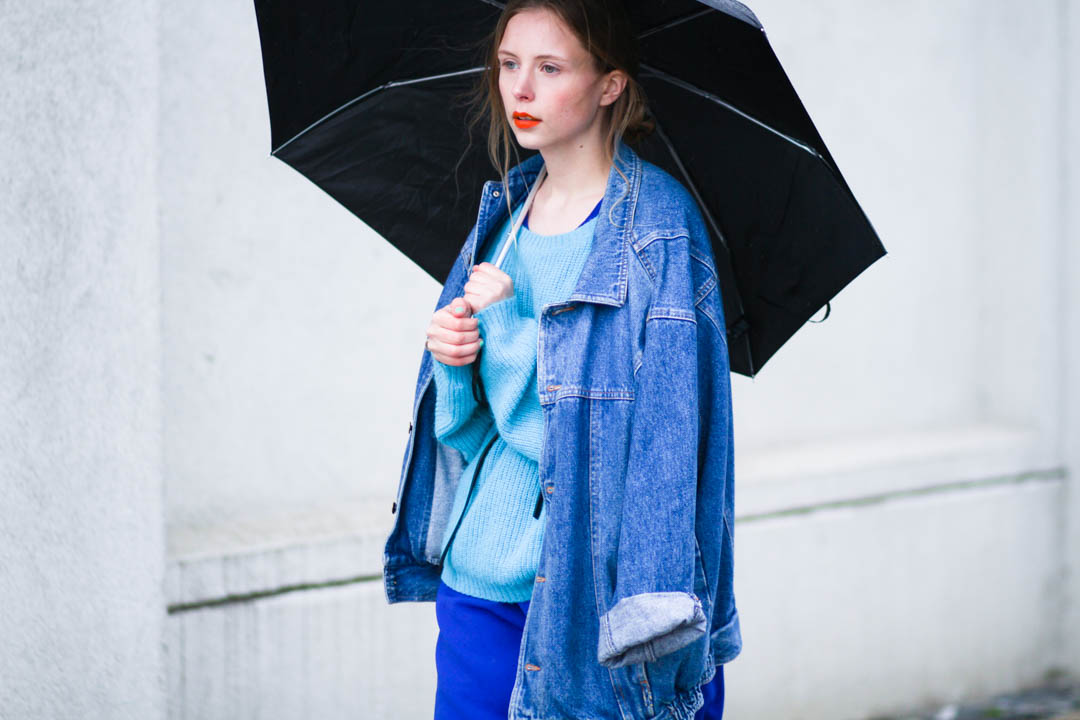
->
[492,164,546,270]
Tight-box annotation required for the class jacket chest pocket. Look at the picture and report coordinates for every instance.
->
[538,304,636,405]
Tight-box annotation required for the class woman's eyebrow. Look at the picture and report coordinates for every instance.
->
[497,50,568,61]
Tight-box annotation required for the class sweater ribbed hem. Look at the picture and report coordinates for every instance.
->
[439,438,546,602]
[440,561,537,604]
[431,361,474,431]
[475,294,520,336]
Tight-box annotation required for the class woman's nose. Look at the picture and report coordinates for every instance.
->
[514,75,532,101]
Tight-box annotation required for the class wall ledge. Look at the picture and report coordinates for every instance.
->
[166,422,1061,609]
[166,499,393,610]
[736,422,1060,519]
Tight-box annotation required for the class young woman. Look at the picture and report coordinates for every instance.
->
[404,1,737,718]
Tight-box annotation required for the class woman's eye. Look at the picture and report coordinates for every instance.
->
[499,60,557,73]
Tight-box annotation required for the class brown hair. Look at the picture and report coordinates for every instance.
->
[459,0,654,213]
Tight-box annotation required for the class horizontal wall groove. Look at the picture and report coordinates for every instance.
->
[166,572,384,614]
[736,467,1066,524]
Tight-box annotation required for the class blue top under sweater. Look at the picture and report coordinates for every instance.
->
[431,198,600,602]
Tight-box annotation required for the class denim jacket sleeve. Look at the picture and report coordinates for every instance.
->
[596,311,710,668]
[596,203,722,669]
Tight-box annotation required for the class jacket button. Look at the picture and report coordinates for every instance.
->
[492,189,500,197]
[535,575,546,583]
[546,384,561,392]
[525,663,541,671]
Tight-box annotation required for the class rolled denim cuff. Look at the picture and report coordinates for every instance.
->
[597,592,707,668]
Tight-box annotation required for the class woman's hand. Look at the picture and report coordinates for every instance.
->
[426,297,481,366]
[463,262,513,314]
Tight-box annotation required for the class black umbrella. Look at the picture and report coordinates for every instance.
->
[253,0,886,376]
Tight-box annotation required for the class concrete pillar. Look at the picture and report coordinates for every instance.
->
[1061,0,1080,682]
[0,3,166,718]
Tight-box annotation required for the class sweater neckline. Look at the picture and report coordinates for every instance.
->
[522,198,602,236]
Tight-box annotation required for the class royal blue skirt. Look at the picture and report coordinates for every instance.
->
[434,579,724,719]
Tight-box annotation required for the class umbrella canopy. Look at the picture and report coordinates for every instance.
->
[253,0,886,376]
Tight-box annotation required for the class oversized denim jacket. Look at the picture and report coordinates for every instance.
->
[383,139,741,720]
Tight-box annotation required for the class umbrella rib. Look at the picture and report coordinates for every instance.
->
[652,118,753,372]
[640,63,822,160]
[691,0,762,28]
[637,8,715,40]
[272,66,486,156]
[650,119,729,256]
[472,0,761,30]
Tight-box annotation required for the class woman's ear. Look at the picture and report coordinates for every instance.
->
[599,69,629,107]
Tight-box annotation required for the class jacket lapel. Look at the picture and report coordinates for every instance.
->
[568,142,639,308]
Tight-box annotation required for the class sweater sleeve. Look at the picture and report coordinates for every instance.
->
[473,295,543,462]
[431,358,495,463]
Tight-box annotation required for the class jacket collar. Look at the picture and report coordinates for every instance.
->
[462,140,641,308]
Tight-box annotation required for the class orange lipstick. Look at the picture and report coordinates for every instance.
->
[513,111,541,129]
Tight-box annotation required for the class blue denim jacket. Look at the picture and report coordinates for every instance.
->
[383,139,741,719]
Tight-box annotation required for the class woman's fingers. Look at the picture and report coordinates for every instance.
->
[473,262,508,280]
[446,296,474,317]
[446,296,471,313]
[436,301,478,330]
[427,298,482,365]
[463,276,494,300]
[431,323,480,347]
[466,265,513,312]
[428,335,482,365]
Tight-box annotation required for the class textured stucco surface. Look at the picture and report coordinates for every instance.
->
[0,2,166,718]
[0,0,1076,718]
[1061,0,1080,683]
[158,0,435,535]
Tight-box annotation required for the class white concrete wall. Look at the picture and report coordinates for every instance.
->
[159,0,433,535]
[729,476,1064,719]
[166,574,436,719]
[150,0,1080,714]
[730,0,1061,457]
[158,0,1069,543]
[0,2,166,719]
[160,3,1078,718]
[1,0,1076,718]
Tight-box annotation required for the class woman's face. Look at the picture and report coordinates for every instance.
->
[496,8,620,152]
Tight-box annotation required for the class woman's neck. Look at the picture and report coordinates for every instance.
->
[524,144,610,234]
[536,133,611,206]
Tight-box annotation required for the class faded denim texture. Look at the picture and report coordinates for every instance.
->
[383,139,741,720]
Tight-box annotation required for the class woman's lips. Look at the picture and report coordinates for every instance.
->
[513,112,541,129]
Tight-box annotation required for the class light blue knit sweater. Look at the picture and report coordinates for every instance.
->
[431,201,597,602]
